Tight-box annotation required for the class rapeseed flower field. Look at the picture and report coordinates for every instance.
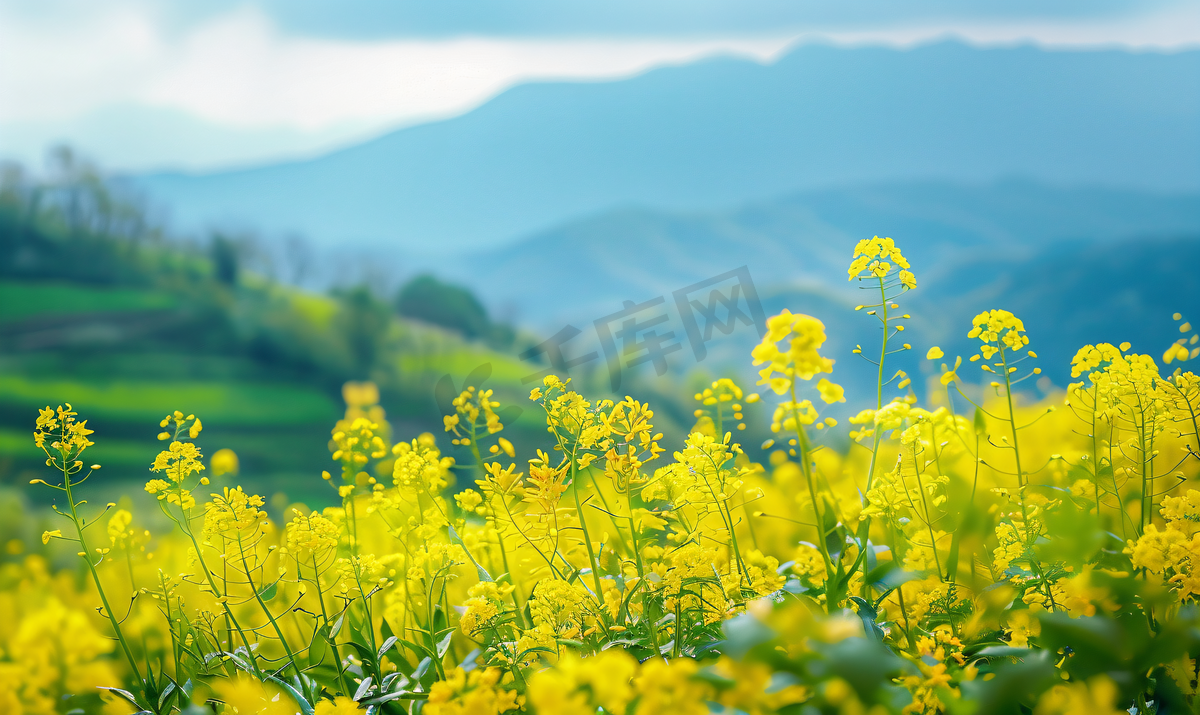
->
[6,237,1200,715]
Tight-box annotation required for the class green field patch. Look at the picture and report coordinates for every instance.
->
[397,349,530,384]
[0,281,180,323]
[286,290,339,328]
[0,376,341,427]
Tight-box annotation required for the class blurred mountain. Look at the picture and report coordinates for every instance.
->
[132,41,1200,252]
[436,179,1200,385]
[448,179,1200,325]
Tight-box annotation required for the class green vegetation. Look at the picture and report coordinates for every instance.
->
[397,274,490,337]
[0,375,338,426]
[0,281,179,323]
[396,273,518,349]
[0,152,565,498]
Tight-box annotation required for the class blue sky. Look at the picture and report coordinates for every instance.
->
[2,0,1196,172]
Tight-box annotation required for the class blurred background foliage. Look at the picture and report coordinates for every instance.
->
[0,150,712,511]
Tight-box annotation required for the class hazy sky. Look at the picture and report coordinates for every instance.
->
[2,0,1197,172]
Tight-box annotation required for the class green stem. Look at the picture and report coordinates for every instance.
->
[350,561,387,684]
[172,499,264,679]
[235,532,304,688]
[998,346,1028,524]
[876,277,890,411]
[470,430,531,628]
[889,524,917,653]
[856,277,893,595]
[909,447,945,582]
[625,487,661,653]
[493,520,527,629]
[313,554,353,695]
[571,455,609,622]
[790,383,834,585]
[62,466,149,701]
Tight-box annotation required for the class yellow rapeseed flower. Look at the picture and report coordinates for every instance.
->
[211,448,239,476]
[751,310,834,394]
[315,697,365,714]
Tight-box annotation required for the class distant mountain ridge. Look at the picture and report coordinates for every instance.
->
[133,41,1200,252]
[448,179,1200,329]
[428,179,1200,387]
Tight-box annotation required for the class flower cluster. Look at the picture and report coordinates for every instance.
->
[32,403,94,478]
[847,235,916,289]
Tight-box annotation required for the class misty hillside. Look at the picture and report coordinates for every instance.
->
[447,179,1200,326]
[133,41,1200,252]
[428,179,1200,387]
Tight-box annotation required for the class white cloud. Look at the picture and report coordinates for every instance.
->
[0,6,796,131]
[0,1,1196,170]
[137,9,799,131]
[0,4,161,123]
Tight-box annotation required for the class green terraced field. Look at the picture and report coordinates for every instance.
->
[0,375,341,426]
[0,280,179,323]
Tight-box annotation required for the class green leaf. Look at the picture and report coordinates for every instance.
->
[97,688,143,709]
[394,637,436,662]
[960,650,1056,715]
[377,636,398,662]
[849,596,885,642]
[366,690,427,705]
[344,640,380,672]
[329,612,346,639]
[267,676,315,715]
[413,657,433,679]
[156,682,176,710]
[308,631,329,665]
[814,637,911,703]
[354,676,374,701]
[1150,664,1191,713]
[945,530,963,584]
[304,664,345,690]
[258,581,278,602]
[449,525,494,583]
[821,498,843,560]
[976,645,1036,658]
[1036,612,1128,678]
[720,613,775,659]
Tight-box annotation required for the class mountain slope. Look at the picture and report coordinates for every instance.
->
[450,180,1200,329]
[425,180,1200,387]
[134,41,1200,251]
